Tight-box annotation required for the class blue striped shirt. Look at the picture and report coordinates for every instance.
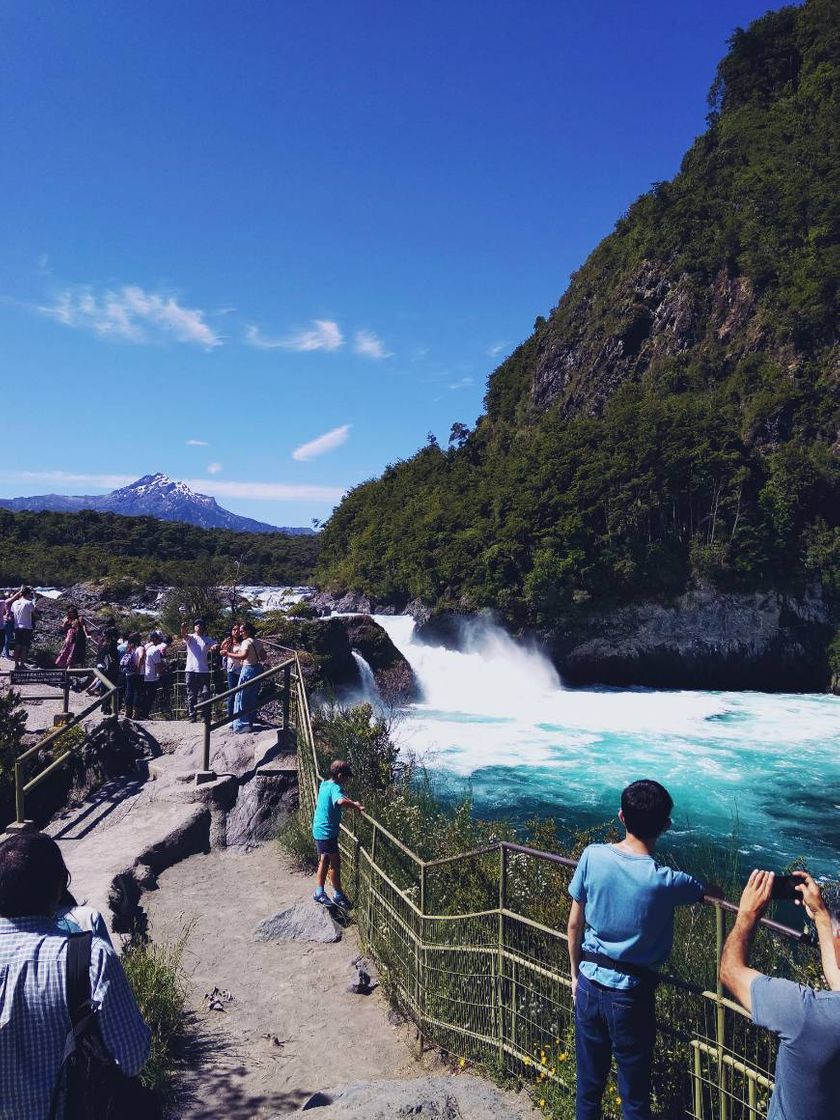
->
[0,917,151,1120]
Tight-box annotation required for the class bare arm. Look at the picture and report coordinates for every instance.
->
[567,898,585,1003]
[337,796,365,812]
[794,871,840,991]
[720,869,774,1013]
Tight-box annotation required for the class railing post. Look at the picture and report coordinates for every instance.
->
[15,760,25,825]
[417,861,427,1055]
[366,821,378,944]
[62,671,70,715]
[692,1040,705,1120]
[498,843,507,1066]
[196,704,215,785]
[715,903,729,1120]
[282,664,291,739]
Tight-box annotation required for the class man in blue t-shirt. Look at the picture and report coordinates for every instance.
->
[567,779,707,1120]
[312,759,365,907]
[720,868,840,1120]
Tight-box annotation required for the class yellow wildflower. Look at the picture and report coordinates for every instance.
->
[458,1058,466,1069]
[539,1100,546,1110]
[524,1057,532,1066]
[540,1055,547,1065]
[559,1052,569,1061]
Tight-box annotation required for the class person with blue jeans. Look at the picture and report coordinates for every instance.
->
[219,622,242,721]
[228,621,264,732]
[312,759,365,907]
[567,780,709,1120]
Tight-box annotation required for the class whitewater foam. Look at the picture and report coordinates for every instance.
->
[375,614,840,873]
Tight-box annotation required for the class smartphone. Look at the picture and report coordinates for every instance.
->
[771,874,801,901]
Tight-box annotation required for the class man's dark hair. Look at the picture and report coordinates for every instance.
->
[0,833,70,918]
[193,618,205,629]
[330,759,353,783]
[621,780,673,840]
[241,622,256,637]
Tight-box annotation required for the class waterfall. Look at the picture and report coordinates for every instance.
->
[374,614,561,716]
[351,649,381,704]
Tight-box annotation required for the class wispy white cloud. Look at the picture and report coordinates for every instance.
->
[206,462,223,475]
[37,284,222,348]
[246,319,343,352]
[186,439,209,447]
[354,330,392,359]
[187,478,346,502]
[448,376,474,390]
[292,424,351,462]
[487,341,507,358]
[244,324,285,350]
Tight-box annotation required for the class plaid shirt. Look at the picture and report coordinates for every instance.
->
[0,917,151,1120]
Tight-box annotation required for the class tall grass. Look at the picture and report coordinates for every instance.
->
[121,926,192,1106]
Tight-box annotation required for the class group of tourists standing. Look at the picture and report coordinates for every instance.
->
[1,586,267,731]
[0,586,37,670]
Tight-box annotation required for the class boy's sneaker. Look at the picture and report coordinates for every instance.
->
[331,891,352,908]
[313,889,330,905]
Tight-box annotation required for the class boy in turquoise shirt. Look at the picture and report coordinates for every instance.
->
[567,779,708,1120]
[312,759,365,906]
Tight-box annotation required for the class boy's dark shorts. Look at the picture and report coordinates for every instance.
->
[315,838,339,855]
[15,629,33,652]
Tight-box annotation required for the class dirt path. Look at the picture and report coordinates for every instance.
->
[147,844,420,1117]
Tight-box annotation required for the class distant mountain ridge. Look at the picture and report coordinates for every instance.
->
[0,473,314,535]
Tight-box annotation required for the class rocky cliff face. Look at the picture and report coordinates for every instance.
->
[549,586,835,691]
[414,587,836,692]
[531,262,782,419]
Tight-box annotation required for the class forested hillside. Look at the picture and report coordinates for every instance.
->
[0,510,320,587]
[318,1,839,632]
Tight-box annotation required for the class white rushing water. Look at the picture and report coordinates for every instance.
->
[351,649,381,705]
[375,614,840,874]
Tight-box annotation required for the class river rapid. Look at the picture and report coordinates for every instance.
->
[369,615,840,877]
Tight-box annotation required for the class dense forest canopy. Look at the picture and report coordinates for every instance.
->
[317,0,839,628]
[0,509,320,587]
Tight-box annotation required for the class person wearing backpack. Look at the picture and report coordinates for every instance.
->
[0,832,152,1120]
[120,632,143,720]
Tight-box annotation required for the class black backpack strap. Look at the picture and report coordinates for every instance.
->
[581,948,659,984]
[66,931,93,1024]
[48,932,95,1120]
[580,948,703,994]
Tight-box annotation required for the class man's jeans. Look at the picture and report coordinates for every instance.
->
[186,671,211,718]
[574,972,656,1120]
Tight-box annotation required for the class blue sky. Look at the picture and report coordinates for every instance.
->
[0,0,785,528]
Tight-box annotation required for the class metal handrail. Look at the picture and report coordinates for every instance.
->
[193,655,295,711]
[13,667,118,826]
[193,655,295,779]
[287,658,821,1117]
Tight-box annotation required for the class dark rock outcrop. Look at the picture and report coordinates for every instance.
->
[258,614,417,699]
[342,615,418,700]
[551,586,835,691]
[415,588,836,693]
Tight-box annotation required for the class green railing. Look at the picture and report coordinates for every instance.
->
[11,667,119,827]
[193,653,294,779]
[287,652,821,1119]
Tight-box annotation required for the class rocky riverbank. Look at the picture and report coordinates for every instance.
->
[312,584,839,693]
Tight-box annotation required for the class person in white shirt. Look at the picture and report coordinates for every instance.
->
[138,631,167,718]
[180,617,219,722]
[11,586,36,670]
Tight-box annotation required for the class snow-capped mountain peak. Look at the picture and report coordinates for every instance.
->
[0,473,314,535]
